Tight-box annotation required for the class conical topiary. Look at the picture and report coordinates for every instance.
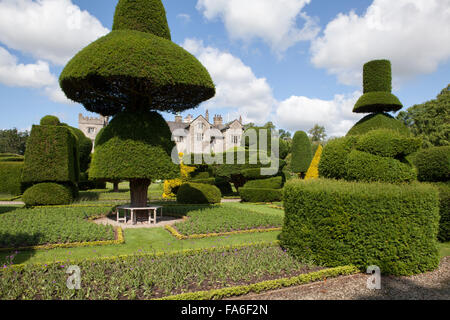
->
[353,60,403,114]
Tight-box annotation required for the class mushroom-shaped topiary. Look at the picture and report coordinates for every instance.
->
[353,60,403,114]
[59,0,216,206]
[59,0,215,116]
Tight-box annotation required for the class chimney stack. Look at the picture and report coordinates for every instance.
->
[205,110,210,123]
[214,115,223,126]
[184,114,193,123]
[175,114,182,123]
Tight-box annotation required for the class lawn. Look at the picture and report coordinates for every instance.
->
[77,182,164,202]
[0,206,115,248]
[0,243,319,300]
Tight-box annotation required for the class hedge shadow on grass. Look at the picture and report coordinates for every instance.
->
[0,232,39,266]
[0,207,21,215]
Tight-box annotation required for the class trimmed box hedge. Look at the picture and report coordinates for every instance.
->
[177,183,221,204]
[243,176,283,189]
[22,183,73,207]
[318,136,358,180]
[0,162,24,195]
[22,125,79,184]
[415,146,450,182]
[435,182,450,242]
[239,188,283,203]
[280,179,440,276]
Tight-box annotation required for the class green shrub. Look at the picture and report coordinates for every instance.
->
[177,183,221,204]
[318,136,358,180]
[0,162,24,195]
[62,124,93,172]
[290,131,312,175]
[239,188,283,203]
[353,92,403,114]
[191,171,211,180]
[356,129,421,158]
[22,183,73,206]
[280,179,440,275]
[0,155,24,162]
[214,177,233,196]
[22,125,79,184]
[346,150,416,183]
[243,176,283,189]
[78,172,107,191]
[39,115,60,126]
[415,146,450,182]
[190,178,216,185]
[434,182,450,242]
[347,113,410,136]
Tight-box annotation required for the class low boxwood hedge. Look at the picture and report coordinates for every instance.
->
[22,183,73,207]
[346,150,417,183]
[239,188,283,203]
[0,162,24,196]
[434,182,450,242]
[415,146,450,182]
[177,183,221,204]
[243,176,283,189]
[280,179,440,276]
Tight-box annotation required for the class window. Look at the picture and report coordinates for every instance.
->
[197,123,204,130]
[197,133,204,141]
[232,136,239,144]
[88,127,95,134]
[175,136,184,142]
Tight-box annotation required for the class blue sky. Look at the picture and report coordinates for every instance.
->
[0,0,449,137]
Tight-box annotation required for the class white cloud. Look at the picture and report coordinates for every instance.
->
[275,92,361,137]
[0,0,109,66]
[311,0,450,86]
[182,39,276,124]
[0,46,73,104]
[196,0,319,53]
[177,13,191,23]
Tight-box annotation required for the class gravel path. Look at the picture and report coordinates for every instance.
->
[231,257,450,300]
[0,201,24,206]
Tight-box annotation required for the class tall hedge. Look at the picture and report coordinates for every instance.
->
[0,162,23,195]
[22,125,79,185]
[290,131,312,176]
[434,182,450,242]
[415,146,450,182]
[62,124,93,172]
[280,179,440,276]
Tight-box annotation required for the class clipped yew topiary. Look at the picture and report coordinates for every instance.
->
[22,183,73,207]
[61,124,93,172]
[177,183,221,204]
[290,131,312,178]
[239,188,283,203]
[347,113,410,136]
[243,176,283,189]
[0,162,24,195]
[40,115,61,126]
[280,179,440,276]
[318,136,358,180]
[415,146,450,182]
[60,0,215,206]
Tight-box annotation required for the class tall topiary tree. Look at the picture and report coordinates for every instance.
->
[290,131,312,178]
[59,0,215,206]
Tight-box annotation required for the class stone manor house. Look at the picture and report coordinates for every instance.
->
[78,111,244,154]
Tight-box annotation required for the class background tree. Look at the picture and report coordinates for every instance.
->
[290,131,312,179]
[278,129,292,140]
[308,124,327,144]
[397,84,449,148]
[59,0,215,207]
[0,129,29,155]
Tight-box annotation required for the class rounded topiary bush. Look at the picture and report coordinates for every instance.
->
[356,129,421,158]
[280,179,440,275]
[40,115,60,126]
[177,183,222,204]
[346,150,417,183]
[22,183,73,206]
[415,146,450,182]
[290,131,312,176]
[347,113,410,136]
[318,136,358,180]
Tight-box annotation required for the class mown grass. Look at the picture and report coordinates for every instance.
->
[0,244,318,300]
[77,182,164,202]
[0,206,115,248]
[173,206,283,235]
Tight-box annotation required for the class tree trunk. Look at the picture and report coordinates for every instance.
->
[130,179,150,207]
[113,181,120,193]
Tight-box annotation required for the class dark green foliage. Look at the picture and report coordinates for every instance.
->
[278,138,290,159]
[39,115,60,126]
[177,183,221,204]
[22,183,73,206]
[60,31,214,115]
[353,91,403,114]
[191,171,211,180]
[434,182,450,242]
[347,113,410,136]
[90,111,179,181]
[241,168,265,179]
[190,178,216,185]
[280,179,440,275]
[346,150,417,183]
[415,146,450,182]
[290,131,312,174]
[61,124,93,172]
[353,60,403,113]
[0,162,24,195]
[397,84,449,148]
[0,129,29,155]
[243,176,283,189]
[214,177,233,196]
[239,188,283,203]
[318,136,358,180]
[22,125,79,184]
[78,172,107,191]
[356,129,422,158]
[113,0,171,40]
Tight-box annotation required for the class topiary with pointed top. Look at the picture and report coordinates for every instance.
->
[59,0,215,206]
